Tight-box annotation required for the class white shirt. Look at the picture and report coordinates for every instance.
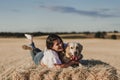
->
[41,49,62,68]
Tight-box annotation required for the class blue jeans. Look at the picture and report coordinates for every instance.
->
[30,42,44,65]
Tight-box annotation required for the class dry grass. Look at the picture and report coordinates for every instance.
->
[0,37,120,80]
[12,59,118,80]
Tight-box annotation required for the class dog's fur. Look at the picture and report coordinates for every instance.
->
[59,42,83,67]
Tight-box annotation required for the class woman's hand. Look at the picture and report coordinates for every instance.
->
[68,60,79,66]
[54,60,79,68]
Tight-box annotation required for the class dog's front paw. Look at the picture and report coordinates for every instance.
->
[78,63,82,67]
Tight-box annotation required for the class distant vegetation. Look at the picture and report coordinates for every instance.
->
[0,31,120,39]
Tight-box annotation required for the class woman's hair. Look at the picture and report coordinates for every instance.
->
[46,34,63,49]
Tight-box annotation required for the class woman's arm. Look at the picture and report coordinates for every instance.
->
[54,61,79,68]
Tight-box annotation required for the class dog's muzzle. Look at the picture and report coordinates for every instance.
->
[70,56,79,61]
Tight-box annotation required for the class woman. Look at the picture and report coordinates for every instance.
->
[22,34,79,68]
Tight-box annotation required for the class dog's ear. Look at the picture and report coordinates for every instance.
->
[65,42,71,58]
[65,42,70,52]
[78,43,83,53]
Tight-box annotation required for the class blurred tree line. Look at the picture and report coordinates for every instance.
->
[0,31,119,40]
[94,31,118,39]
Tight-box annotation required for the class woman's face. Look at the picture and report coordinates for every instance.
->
[52,39,63,52]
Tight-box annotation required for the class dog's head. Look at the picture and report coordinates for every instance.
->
[65,42,83,61]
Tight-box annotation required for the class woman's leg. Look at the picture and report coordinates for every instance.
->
[23,42,43,65]
[33,51,44,65]
[30,42,41,56]
[29,42,42,62]
[23,34,43,65]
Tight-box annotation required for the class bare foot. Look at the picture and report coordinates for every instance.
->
[22,45,33,50]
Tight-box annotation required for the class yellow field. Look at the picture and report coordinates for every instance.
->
[0,37,120,79]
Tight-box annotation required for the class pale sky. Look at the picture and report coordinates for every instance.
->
[0,0,120,32]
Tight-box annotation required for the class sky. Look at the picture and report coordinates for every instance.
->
[0,0,120,32]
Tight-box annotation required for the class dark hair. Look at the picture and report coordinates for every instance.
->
[46,34,63,49]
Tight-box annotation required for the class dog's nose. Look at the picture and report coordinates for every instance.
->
[74,52,77,55]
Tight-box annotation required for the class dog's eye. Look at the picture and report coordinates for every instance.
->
[76,47,78,49]
[70,47,73,49]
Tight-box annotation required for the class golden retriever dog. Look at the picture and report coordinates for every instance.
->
[59,42,83,67]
